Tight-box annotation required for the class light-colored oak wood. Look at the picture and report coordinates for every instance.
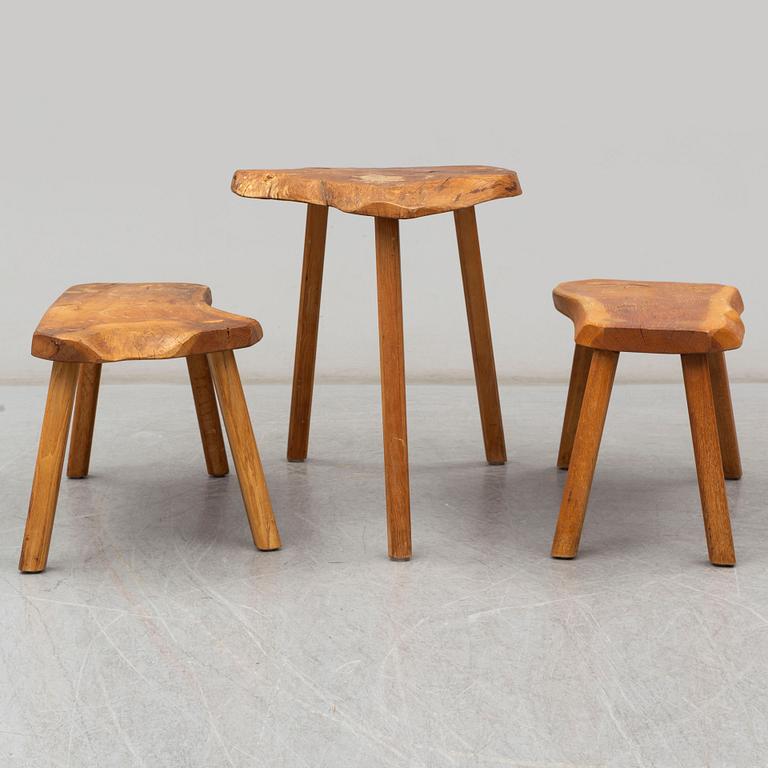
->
[234,165,522,559]
[707,352,742,480]
[187,354,229,477]
[375,217,411,560]
[19,362,79,572]
[557,345,594,470]
[682,354,736,565]
[287,204,328,461]
[67,363,101,478]
[232,166,521,219]
[32,283,262,363]
[454,206,506,464]
[554,279,745,354]
[21,284,278,570]
[208,350,281,551]
[551,349,619,559]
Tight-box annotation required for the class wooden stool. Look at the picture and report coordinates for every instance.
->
[232,166,522,560]
[19,283,281,573]
[551,279,745,566]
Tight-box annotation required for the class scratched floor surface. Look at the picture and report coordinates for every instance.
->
[1,381,767,767]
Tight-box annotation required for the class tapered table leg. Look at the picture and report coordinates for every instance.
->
[375,217,411,561]
[287,203,329,461]
[454,206,506,464]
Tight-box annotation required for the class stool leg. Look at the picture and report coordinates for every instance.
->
[375,216,411,561]
[67,363,101,478]
[681,354,736,565]
[557,345,594,469]
[551,349,619,559]
[454,207,506,465]
[19,362,79,572]
[707,352,742,480]
[207,350,281,551]
[187,354,229,477]
[287,203,328,462]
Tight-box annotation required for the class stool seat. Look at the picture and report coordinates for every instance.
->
[231,165,521,219]
[32,283,262,363]
[554,279,745,354]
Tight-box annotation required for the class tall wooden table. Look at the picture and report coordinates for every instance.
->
[232,166,522,560]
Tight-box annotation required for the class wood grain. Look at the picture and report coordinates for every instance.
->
[454,207,506,464]
[682,354,736,565]
[232,166,521,219]
[287,204,328,461]
[375,217,411,560]
[551,350,619,559]
[33,283,262,363]
[187,354,229,477]
[554,279,745,354]
[19,362,80,572]
[707,352,742,480]
[67,363,101,478]
[557,345,594,470]
[208,350,281,551]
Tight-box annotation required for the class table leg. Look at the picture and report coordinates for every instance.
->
[287,203,328,461]
[375,217,411,561]
[454,206,506,464]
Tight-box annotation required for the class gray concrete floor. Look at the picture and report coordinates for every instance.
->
[1,381,767,767]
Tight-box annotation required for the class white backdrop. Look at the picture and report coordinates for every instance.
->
[1,1,766,383]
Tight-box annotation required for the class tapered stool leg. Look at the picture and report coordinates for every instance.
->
[187,354,229,477]
[552,349,619,559]
[287,203,329,461]
[707,352,742,480]
[208,350,281,551]
[454,206,506,465]
[557,345,594,469]
[375,217,411,561]
[682,354,736,565]
[19,362,80,572]
[67,363,101,478]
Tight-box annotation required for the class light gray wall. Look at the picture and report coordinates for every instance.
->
[2,1,766,383]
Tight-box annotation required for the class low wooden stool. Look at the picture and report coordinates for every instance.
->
[19,283,281,573]
[232,166,522,560]
[551,279,745,566]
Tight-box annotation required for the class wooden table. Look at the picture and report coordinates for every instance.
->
[232,166,522,560]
